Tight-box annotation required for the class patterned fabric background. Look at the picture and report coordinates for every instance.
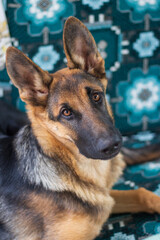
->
[1,0,160,239]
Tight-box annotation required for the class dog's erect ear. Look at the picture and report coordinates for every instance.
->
[63,17,106,79]
[6,47,52,106]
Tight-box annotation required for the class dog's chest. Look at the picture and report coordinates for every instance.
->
[25,190,114,240]
[0,157,123,240]
[1,188,112,240]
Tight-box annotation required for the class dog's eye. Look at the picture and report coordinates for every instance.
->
[92,93,101,102]
[62,109,72,117]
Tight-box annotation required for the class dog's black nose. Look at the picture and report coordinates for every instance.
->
[98,135,122,156]
[101,140,120,154]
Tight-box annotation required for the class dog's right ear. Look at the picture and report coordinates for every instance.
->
[6,47,52,106]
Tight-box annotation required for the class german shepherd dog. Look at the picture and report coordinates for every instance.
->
[1,17,160,240]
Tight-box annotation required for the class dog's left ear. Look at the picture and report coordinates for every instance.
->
[63,17,106,80]
[6,47,52,106]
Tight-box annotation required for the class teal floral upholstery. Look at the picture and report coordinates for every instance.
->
[82,0,110,10]
[33,45,60,71]
[15,0,74,35]
[1,1,160,239]
[117,66,160,125]
[118,0,160,22]
[88,24,122,71]
[133,32,159,58]
[111,233,135,240]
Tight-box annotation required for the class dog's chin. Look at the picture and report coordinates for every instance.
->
[80,148,121,160]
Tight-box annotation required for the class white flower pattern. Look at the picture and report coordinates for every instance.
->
[28,0,60,19]
[33,45,60,71]
[130,81,159,110]
[133,32,159,58]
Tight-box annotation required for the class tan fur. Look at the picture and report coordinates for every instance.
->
[111,187,160,214]
[25,193,111,240]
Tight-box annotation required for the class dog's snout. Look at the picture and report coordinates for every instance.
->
[97,133,122,158]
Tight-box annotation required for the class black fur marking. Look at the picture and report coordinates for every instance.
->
[48,190,104,217]
[0,223,13,240]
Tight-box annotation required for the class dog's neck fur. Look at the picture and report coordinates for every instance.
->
[14,125,65,191]
[14,125,122,206]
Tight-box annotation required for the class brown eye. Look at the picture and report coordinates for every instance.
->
[92,93,101,102]
[62,109,72,117]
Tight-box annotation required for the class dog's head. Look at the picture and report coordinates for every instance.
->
[6,17,122,160]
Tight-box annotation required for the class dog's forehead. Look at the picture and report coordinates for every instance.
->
[48,68,104,117]
[50,68,103,94]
